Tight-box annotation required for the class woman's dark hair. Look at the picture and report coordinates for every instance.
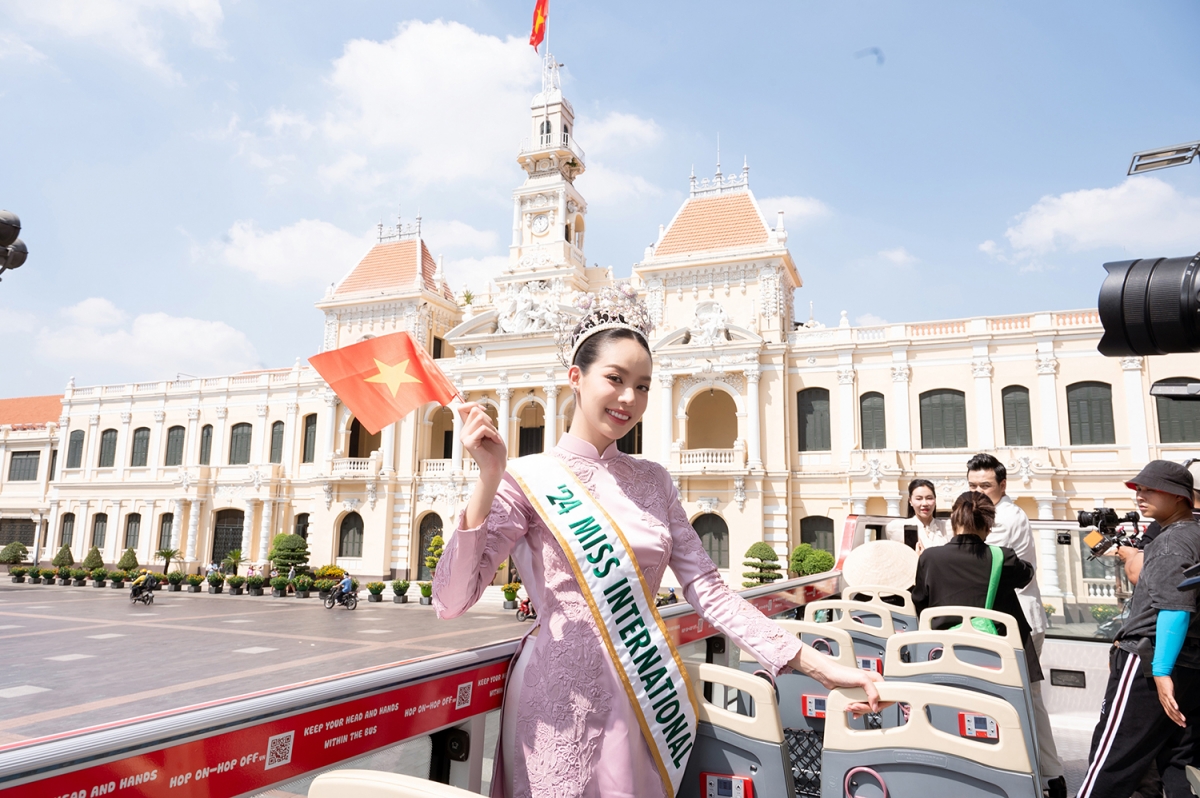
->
[950,491,996,537]
[571,327,651,371]
[905,478,936,518]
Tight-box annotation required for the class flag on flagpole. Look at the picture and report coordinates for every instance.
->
[308,332,458,435]
[530,0,549,52]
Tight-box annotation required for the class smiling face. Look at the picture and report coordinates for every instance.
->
[566,334,652,452]
[909,485,936,522]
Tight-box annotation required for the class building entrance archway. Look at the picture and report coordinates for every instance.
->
[211,510,244,566]
[417,513,443,580]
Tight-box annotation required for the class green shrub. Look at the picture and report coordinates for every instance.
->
[41,568,57,579]
[154,548,179,574]
[1091,605,1120,624]
[246,575,266,589]
[226,575,246,588]
[312,564,346,582]
[91,568,109,582]
[109,570,127,583]
[502,582,520,599]
[56,565,71,580]
[366,581,385,595]
[82,547,104,571]
[742,542,783,588]
[419,581,433,597]
[294,575,313,591]
[270,534,310,574]
[424,535,445,577]
[52,546,75,568]
[116,549,139,571]
[166,570,185,585]
[392,580,410,595]
[800,549,835,576]
[185,574,204,587]
[206,572,224,587]
[10,566,27,577]
[314,579,335,593]
[789,544,813,576]
[0,541,29,565]
[69,568,87,580]
[270,576,289,591]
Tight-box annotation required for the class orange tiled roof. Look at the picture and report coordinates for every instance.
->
[0,395,62,426]
[334,239,453,300]
[654,192,770,257]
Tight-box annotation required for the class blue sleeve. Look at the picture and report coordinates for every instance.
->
[1152,609,1191,677]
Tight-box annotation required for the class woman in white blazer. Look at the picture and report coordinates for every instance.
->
[885,478,951,553]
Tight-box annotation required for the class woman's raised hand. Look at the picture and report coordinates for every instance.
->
[457,402,507,479]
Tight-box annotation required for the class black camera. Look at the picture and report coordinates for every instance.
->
[1078,508,1142,557]
[1098,253,1200,356]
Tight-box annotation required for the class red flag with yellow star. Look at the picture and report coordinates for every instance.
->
[308,331,458,435]
[529,0,548,51]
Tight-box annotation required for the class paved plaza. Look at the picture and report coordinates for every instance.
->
[0,581,527,742]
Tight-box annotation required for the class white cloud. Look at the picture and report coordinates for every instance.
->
[421,220,498,256]
[0,32,47,64]
[7,0,225,81]
[758,195,831,224]
[855,313,889,327]
[213,219,374,286]
[0,305,38,333]
[580,111,663,156]
[575,163,665,204]
[37,298,260,379]
[878,246,918,266]
[444,255,507,299]
[979,240,1000,256]
[1002,176,1200,256]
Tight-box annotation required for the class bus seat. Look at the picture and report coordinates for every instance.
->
[309,770,479,798]
[1187,764,1200,794]
[822,682,1039,797]
[804,599,894,668]
[917,606,1030,687]
[841,585,918,632]
[883,629,1040,786]
[679,662,797,798]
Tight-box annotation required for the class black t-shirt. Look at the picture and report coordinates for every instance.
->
[1117,519,1200,669]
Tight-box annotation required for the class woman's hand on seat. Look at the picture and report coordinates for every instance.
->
[793,643,885,715]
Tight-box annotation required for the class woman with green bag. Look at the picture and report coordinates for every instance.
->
[910,491,1043,684]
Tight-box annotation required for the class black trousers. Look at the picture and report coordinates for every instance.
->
[1077,646,1200,798]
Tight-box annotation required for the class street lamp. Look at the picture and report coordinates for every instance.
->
[30,508,45,569]
[0,210,28,282]
[1127,140,1200,175]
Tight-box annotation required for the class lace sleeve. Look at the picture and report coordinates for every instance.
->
[432,474,531,619]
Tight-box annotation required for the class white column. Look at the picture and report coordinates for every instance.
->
[55,414,70,479]
[75,501,89,560]
[1037,499,1061,597]
[116,412,131,478]
[108,500,123,562]
[1121,357,1150,463]
[255,403,270,464]
[886,497,901,516]
[659,373,675,461]
[322,393,338,466]
[972,355,995,450]
[512,197,522,246]
[47,501,60,553]
[139,500,157,564]
[241,499,256,556]
[150,409,166,478]
[185,499,201,563]
[851,498,867,515]
[257,500,274,565]
[1036,345,1060,447]
[84,414,100,479]
[282,402,299,475]
[498,388,513,452]
[381,421,397,476]
[451,395,465,475]
[890,362,911,450]
[169,499,182,550]
[213,406,229,467]
[836,366,855,465]
[543,384,559,451]
[185,408,200,465]
[745,367,763,469]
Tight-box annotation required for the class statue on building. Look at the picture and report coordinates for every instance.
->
[689,301,731,346]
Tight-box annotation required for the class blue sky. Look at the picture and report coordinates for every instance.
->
[3,0,1199,397]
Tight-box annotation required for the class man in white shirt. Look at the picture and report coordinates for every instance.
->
[968,453,1064,798]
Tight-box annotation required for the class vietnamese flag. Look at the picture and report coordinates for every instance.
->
[529,0,548,51]
[308,332,458,435]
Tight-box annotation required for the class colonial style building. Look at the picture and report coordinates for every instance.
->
[3,57,1200,619]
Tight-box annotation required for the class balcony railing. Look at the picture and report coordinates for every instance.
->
[420,459,480,477]
[331,457,378,477]
[678,443,746,471]
[788,309,1102,348]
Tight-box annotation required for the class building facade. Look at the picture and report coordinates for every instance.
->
[3,58,1200,619]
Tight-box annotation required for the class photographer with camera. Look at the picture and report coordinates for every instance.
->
[1078,461,1200,798]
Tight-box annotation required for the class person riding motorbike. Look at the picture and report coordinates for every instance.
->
[332,574,354,605]
[130,569,156,600]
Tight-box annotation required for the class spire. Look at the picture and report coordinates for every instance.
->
[715,134,721,179]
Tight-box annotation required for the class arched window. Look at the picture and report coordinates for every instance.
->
[562,123,570,146]
[417,513,443,580]
[302,414,317,463]
[430,407,455,460]
[1002,386,1033,446]
[919,390,967,449]
[688,390,738,449]
[348,418,380,458]
[199,424,213,465]
[518,403,545,457]
[338,512,364,558]
[211,510,244,565]
[859,392,886,450]
[801,515,835,555]
[98,429,118,468]
[1155,378,1200,443]
[130,427,150,467]
[164,426,186,466]
[294,513,310,539]
[693,514,729,568]
[158,513,173,549]
[60,512,75,548]
[797,388,832,452]
[229,423,252,465]
[66,430,84,469]
[539,119,552,145]
[124,513,141,549]
[1066,382,1115,445]
[270,421,285,464]
[617,421,643,455]
[92,513,108,548]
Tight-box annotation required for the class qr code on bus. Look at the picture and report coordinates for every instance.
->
[264,730,295,771]
[455,682,473,710]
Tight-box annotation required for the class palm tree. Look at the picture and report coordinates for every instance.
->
[154,548,180,575]
[222,548,248,576]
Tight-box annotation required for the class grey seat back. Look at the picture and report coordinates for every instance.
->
[804,599,893,671]
[841,585,918,632]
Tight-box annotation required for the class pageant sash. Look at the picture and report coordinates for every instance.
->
[507,454,699,797]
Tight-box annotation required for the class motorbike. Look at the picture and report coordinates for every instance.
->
[516,596,537,622]
[324,589,358,611]
[130,582,155,605]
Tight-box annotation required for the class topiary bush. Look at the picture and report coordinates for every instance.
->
[270,534,310,574]
[789,544,813,577]
[0,541,29,567]
[117,548,139,571]
[52,546,75,568]
[82,546,104,571]
[800,549,835,576]
[424,535,445,577]
[742,542,783,588]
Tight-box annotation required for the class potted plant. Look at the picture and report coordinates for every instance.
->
[116,548,139,573]
[10,566,27,583]
[270,576,289,598]
[502,582,520,610]
[0,541,29,573]
[225,575,245,596]
[91,568,108,588]
[154,547,179,576]
[70,568,88,586]
[314,579,335,600]
[365,581,385,603]
[27,567,41,584]
[56,565,72,585]
[110,570,127,588]
[392,580,410,604]
[418,582,433,605]
[166,570,185,591]
[246,575,265,596]
[206,572,224,594]
[51,545,74,571]
[185,573,204,593]
[43,567,61,584]
[294,575,313,598]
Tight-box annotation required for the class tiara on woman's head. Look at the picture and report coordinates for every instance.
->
[556,283,655,367]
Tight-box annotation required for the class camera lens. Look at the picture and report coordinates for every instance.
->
[1098,253,1200,356]
[1077,510,1095,527]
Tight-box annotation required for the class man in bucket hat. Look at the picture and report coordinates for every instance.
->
[1078,460,1200,798]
